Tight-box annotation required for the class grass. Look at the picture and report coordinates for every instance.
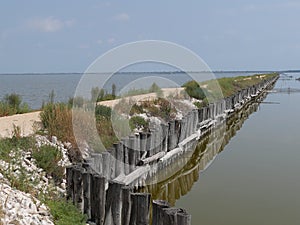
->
[46,199,87,225]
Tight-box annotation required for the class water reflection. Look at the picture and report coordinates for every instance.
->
[140,93,268,206]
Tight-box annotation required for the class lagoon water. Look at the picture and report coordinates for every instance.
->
[170,75,300,224]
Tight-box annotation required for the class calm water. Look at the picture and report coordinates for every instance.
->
[0,71,261,109]
[150,74,300,225]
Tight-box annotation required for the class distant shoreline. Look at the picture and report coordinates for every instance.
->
[0,70,299,75]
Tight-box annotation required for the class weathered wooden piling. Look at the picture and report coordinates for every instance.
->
[121,186,133,225]
[152,200,170,225]
[91,175,106,225]
[129,193,151,225]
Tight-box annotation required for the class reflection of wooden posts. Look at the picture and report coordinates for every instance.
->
[153,200,170,225]
[121,186,133,225]
[130,193,151,225]
[91,175,106,225]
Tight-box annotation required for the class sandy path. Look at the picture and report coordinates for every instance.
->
[0,111,41,138]
[99,87,184,108]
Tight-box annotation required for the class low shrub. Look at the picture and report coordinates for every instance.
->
[129,116,148,131]
[0,93,30,117]
[32,145,64,183]
[40,103,75,145]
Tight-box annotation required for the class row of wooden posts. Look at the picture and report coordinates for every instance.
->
[142,95,264,206]
[66,76,279,225]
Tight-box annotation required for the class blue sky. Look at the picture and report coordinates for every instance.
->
[1,0,300,73]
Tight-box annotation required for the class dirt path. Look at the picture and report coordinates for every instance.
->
[0,111,41,138]
[99,87,184,107]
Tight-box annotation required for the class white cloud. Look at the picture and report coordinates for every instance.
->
[27,17,74,32]
[113,13,130,22]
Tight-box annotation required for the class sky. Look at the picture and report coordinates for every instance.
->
[1,0,300,73]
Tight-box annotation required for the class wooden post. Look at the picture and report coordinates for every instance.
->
[161,123,169,152]
[82,171,92,220]
[73,166,83,211]
[121,186,133,225]
[168,120,176,151]
[177,209,191,225]
[107,148,116,180]
[113,142,123,177]
[128,136,136,172]
[102,181,125,225]
[152,200,170,225]
[122,138,130,175]
[162,208,178,225]
[66,166,74,202]
[140,132,147,159]
[91,174,106,225]
[145,132,152,158]
[129,193,151,225]
[102,151,111,179]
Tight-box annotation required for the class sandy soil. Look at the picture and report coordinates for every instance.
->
[0,111,41,138]
[99,87,184,108]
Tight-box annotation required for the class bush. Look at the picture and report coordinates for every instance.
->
[182,80,206,100]
[0,93,30,117]
[4,93,21,109]
[95,105,112,119]
[32,145,64,183]
[129,116,148,131]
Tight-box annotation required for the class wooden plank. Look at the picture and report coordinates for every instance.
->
[138,151,166,166]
